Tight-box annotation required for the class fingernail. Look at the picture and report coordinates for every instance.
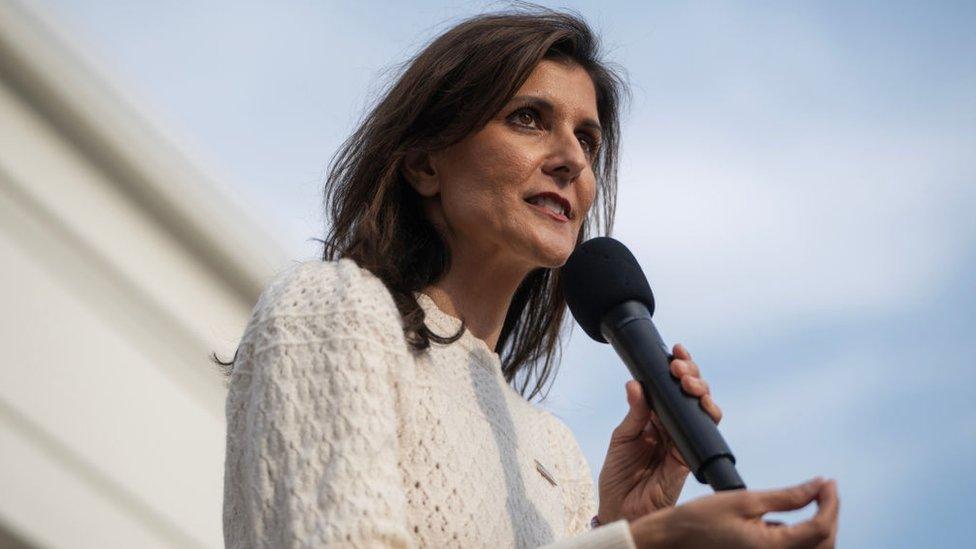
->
[804,476,823,493]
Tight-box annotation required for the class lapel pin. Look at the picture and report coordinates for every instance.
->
[534,459,558,487]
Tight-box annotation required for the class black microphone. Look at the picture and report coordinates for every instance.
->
[560,236,745,491]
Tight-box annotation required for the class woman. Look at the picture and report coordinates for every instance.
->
[219,7,839,548]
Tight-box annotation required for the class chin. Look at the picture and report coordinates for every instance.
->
[530,243,575,269]
[515,227,578,269]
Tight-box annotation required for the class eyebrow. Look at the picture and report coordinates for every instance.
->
[508,95,603,136]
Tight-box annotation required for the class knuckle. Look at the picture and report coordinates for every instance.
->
[788,487,807,503]
[741,493,762,513]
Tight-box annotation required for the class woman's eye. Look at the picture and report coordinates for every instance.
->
[511,108,539,129]
[579,135,600,158]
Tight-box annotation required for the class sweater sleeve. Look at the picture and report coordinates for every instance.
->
[222,259,416,548]
[537,416,638,549]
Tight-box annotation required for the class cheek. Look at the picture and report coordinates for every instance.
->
[442,136,535,219]
[475,133,535,189]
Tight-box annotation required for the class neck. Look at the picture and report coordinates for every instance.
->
[421,250,532,353]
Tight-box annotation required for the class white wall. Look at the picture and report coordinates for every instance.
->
[0,1,289,546]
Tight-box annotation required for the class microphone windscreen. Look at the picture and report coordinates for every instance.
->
[560,237,655,343]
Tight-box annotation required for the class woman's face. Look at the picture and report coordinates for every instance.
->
[410,59,601,272]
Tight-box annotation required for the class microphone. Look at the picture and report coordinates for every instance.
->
[560,236,745,491]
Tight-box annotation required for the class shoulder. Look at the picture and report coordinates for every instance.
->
[243,257,406,350]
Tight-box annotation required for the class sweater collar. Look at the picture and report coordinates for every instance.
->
[413,291,503,368]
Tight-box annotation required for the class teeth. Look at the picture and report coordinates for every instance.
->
[529,196,566,217]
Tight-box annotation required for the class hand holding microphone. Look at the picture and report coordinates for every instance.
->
[595,343,723,524]
[561,237,839,547]
[561,237,745,492]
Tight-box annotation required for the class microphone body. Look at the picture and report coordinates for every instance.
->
[601,301,745,491]
[560,236,745,492]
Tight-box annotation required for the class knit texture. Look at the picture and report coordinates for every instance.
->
[223,258,637,548]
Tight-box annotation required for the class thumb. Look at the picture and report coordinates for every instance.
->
[614,380,652,439]
[744,477,825,517]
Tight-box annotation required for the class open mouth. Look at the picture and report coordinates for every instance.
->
[524,193,571,222]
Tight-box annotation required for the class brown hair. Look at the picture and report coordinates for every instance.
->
[215,5,628,402]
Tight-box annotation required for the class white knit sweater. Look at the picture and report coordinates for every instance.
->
[222,258,637,548]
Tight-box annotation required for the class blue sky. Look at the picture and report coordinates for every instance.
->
[37,1,975,546]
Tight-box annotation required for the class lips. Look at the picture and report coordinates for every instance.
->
[524,192,573,220]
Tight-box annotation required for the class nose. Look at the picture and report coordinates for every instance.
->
[541,125,588,184]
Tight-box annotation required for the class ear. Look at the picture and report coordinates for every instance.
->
[401,149,440,198]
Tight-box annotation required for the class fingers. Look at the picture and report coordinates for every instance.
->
[743,477,825,517]
[679,375,709,396]
[612,380,653,440]
[679,376,722,422]
[672,342,692,360]
[670,358,700,378]
[778,479,839,549]
[669,346,722,424]
[700,394,723,424]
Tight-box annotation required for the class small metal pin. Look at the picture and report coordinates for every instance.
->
[534,459,558,487]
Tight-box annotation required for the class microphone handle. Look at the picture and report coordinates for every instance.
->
[600,301,746,491]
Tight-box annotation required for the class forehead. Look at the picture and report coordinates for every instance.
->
[514,59,599,119]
